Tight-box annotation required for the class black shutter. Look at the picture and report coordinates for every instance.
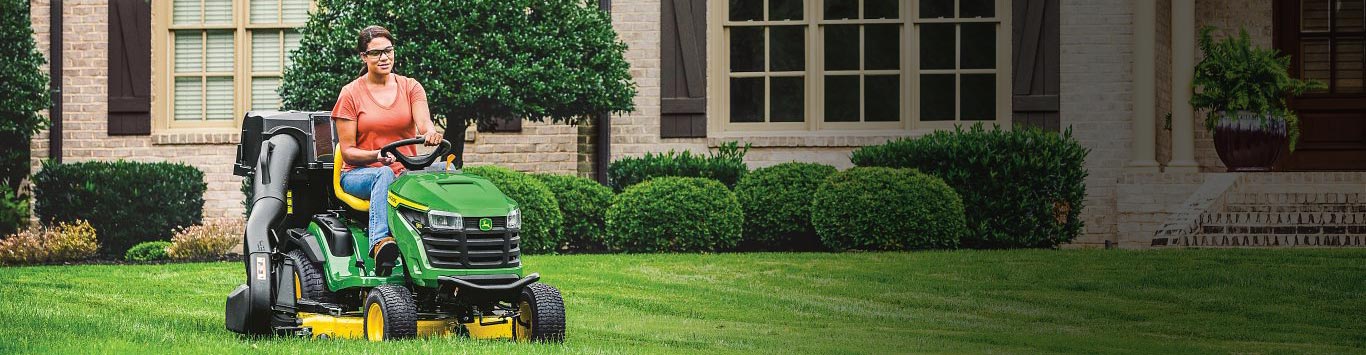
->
[108,0,152,135]
[476,116,523,133]
[1011,0,1060,131]
[660,0,706,138]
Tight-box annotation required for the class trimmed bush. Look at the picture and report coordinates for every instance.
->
[0,220,98,265]
[167,219,243,261]
[125,241,172,262]
[811,167,966,251]
[607,141,750,192]
[850,124,1088,249]
[33,160,206,256]
[464,166,564,254]
[0,0,52,201]
[735,162,838,251]
[0,188,28,236]
[533,173,613,252]
[604,177,743,252]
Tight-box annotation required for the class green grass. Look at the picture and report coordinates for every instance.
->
[0,249,1363,354]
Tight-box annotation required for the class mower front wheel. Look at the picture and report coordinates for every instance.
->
[514,283,565,343]
[363,285,418,341]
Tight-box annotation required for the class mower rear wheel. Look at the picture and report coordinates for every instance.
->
[514,283,565,343]
[285,250,336,303]
[363,285,418,341]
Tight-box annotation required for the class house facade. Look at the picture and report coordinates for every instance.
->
[27,0,1366,248]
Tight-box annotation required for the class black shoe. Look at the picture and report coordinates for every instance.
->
[370,237,399,276]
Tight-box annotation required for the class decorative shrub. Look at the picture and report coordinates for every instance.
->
[604,177,742,252]
[33,160,206,256]
[850,124,1088,249]
[0,220,98,265]
[463,166,564,254]
[167,219,244,261]
[734,162,838,251]
[811,168,966,251]
[0,188,28,236]
[125,241,172,262]
[0,0,52,199]
[607,141,751,192]
[533,173,613,252]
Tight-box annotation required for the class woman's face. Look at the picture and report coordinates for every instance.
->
[361,37,395,75]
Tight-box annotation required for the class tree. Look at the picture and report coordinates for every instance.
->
[0,0,53,234]
[280,0,637,165]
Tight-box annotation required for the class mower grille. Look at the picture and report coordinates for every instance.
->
[420,219,520,269]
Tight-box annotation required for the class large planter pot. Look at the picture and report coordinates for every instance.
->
[1212,111,1289,172]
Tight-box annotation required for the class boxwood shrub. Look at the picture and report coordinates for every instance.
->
[811,167,966,251]
[607,141,750,192]
[464,166,564,254]
[124,241,171,262]
[604,177,742,252]
[734,162,837,251]
[533,173,613,252]
[0,188,28,236]
[850,124,1088,249]
[33,160,206,256]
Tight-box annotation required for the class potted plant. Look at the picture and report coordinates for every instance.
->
[1190,26,1324,172]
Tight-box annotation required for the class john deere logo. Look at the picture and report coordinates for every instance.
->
[479,218,493,231]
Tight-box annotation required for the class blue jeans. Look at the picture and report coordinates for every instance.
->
[340,167,395,248]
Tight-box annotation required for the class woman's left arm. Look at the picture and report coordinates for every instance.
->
[410,81,442,146]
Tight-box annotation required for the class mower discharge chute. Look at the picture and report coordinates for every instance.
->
[224,111,564,342]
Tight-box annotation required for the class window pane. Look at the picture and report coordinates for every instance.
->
[961,74,995,120]
[824,75,859,122]
[1302,38,1330,92]
[174,32,202,73]
[865,75,899,121]
[729,0,762,21]
[919,24,955,70]
[1302,0,1330,32]
[731,27,764,72]
[250,0,279,24]
[920,74,954,121]
[961,23,995,69]
[253,77,282,111]
[206,31,235,73]
[823,0,857,19]
[960,0,994,18]
[173,0,201,25]
[284,30,302,67]
[253,31,282,73]
[824,25,859,70]
[1337,0,1364,32]
[204,0,233,25]
[771,76,805,122]
[864,0,898,19]
[919,0,953,19]
[206,77,235,120]
[770,0,803,21]
[865,24,900,70]
[770,26,805,71]
[174,77,202,121]
[1338,38,1364,93]
[730,77,764,122]
[282,0,311,23]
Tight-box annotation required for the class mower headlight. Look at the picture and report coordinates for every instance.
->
[507,208,521,230]
[426,210,463,231]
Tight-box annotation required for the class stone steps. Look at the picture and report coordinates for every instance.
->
[1178,180,1364,248]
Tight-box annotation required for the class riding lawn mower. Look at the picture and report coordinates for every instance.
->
[224,111,564,342]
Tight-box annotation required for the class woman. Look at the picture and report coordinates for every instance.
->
[333,26,443,266]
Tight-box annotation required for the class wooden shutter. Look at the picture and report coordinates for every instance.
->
[1011,0,1060,131]
[660,0,706,138]
[108,0,152,135]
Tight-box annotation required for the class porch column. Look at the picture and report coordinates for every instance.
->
[1129,0,1159,172]
[1168,0,1199,172]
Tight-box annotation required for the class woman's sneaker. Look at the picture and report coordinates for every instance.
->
[370,237,399,276]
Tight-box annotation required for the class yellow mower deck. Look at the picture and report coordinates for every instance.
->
[298,312,520,340]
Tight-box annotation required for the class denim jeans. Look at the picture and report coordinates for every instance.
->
[339,167,395,248]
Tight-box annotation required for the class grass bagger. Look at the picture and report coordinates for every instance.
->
[224,111,564,342]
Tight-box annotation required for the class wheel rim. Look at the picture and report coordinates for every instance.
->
[515,299,533,340]
[366,303,385,341]
[292,272,302,301]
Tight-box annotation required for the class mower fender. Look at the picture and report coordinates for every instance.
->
[287,228,326,264]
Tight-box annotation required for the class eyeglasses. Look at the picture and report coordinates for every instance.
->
[364,46,395,59]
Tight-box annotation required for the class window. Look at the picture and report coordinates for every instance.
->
[157,0,309,130]
[713,0,1010,132]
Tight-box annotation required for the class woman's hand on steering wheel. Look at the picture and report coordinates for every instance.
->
[422,130,444,147]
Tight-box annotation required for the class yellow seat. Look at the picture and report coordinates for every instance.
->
[333,144,370,211]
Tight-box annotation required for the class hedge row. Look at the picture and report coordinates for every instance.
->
[33,160,206,256]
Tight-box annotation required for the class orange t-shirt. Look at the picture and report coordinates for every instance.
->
[331,74,428,174]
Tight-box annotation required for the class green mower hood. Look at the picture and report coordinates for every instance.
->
[387,172,517,217]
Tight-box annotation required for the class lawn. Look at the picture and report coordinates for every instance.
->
[0,249,1362,354]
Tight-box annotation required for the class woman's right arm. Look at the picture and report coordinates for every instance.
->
[337,119,392,167]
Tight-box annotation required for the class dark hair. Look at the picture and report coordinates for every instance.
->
[357,25,395,75]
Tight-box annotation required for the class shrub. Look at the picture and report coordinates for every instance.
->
[167,219,244,261]
[811,168,966,251]
[463,166,564,254]
[734,162,838,251]
[0,188,28,236]
[607,141,751,192]
[850,124,1088,249]
[604,177,742,252]
[125,241,172,262]
[33,160,206,256]
[0,220,98,265]
[533,173,613,252]
[0,0,52,199]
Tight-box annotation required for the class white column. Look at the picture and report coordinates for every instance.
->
[1129,0,1160,172]
[1168,0,1199,172]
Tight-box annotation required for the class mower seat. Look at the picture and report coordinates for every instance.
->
[333,144,370,211]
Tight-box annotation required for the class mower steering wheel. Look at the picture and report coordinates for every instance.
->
[380,138,453,172]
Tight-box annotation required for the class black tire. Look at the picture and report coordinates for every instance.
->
[285,250,336,304]
[515,283,566,343]
[363,285,418,341]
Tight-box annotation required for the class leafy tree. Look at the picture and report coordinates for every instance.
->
[0,0,52,234]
